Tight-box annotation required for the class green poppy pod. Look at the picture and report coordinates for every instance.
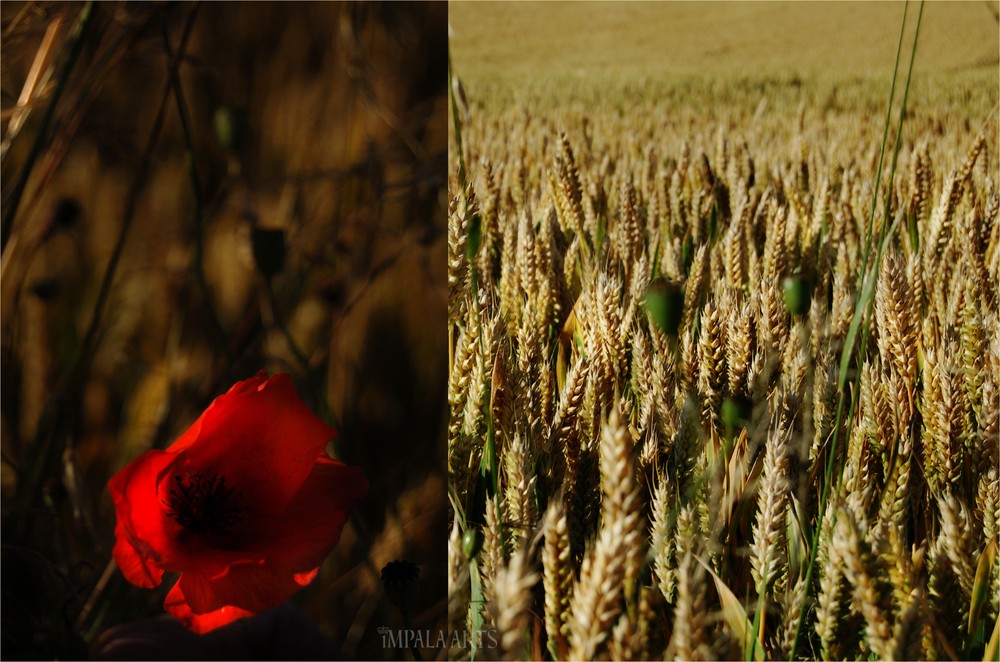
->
[381,560,420,613]
[466,213,483,261]
[721,395,754,431]
[782,276,812,316]
[251,227,287,278]
[646,278,684,336]
[462,527,484,560]
[213,106,250,153]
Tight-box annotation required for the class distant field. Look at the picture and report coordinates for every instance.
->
[450,1,999,112]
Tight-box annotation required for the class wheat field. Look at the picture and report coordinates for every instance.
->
[447,4,999,660]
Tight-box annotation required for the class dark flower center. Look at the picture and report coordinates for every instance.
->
[164,470,245,535]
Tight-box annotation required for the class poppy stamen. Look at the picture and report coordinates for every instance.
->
[164,470,245,535]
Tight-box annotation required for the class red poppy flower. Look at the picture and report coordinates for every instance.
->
[109,371,367,634]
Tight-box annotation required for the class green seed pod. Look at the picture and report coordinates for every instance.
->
[213,106,250,153]
[782,276,812,316]
[721,395,753,431]
[681,235,695,274]
[29,278,60,301]
[466,212,483,261]
[380,559,420,613]
[251,227,287,278]
[646,278,684,336]
[462,527,483,560]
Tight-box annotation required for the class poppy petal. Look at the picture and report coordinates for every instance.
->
[164,579,255,635]
[111,518,163,589]
[168,459,366,623]
[168,559,315,620]
[109,450,176,587]
[165,373,270,457]
[251,456,368,572]
[111,449,250,581]
[176,374,337,516]
[109,372,366,634]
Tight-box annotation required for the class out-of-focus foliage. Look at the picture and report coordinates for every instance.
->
[1,2,447,659]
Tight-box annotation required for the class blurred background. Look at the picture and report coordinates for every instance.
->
[1,2,447,659]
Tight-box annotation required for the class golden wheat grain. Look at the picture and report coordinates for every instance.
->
[750,423,790,597]
[541,500,572,660]
[567,405,641,659]
[449,104,997,660]
[667,550,712,661]
[495,548,540,661]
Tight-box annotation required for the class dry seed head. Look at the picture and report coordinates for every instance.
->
[667,551,712,661]
[833,510,893,660]
[777,573,809,660]
[650,471,678,603]
[552,355,588,482]
[936,493,977,596]
[977,341,999,479]
[877,366,915,531]
[596,272,625,385]
[448,519,470,636]
[515,312,544,438]
[617,179,644,264]
[542,500,573,660]
[763,203,789,281]
[780,320,809,402]
[481,497,506,611]
[925,171,962,268]
[598,405,643,585]
[909,142,933,225]
[679,327,698,395]
[815,514,848,658]
[921,348,966,492]
[503,433,537,550]
[726,298,754,396]
[554,133,586,237]
[830,240,855,341]
[751,424,791,596]
[615,586,660,661]
[875,245,918,386]
[682,243,709,331]
[567,405,641,660]
[516,210,538,302]
[725,195,750,290]
[760,277,789,353]
[697,299,726,428]
[449,307,481,417]
[495,548,540,661]
[890,587,926,662]
[959,286,987,415]
[631,330,656,428]
[499,206,520,328]
[449,192,473,319]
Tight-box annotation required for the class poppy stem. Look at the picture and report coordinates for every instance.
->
[160,7,233,370]
[401,611,423,661]
[73,558,116,635]
[262,276,340,431]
